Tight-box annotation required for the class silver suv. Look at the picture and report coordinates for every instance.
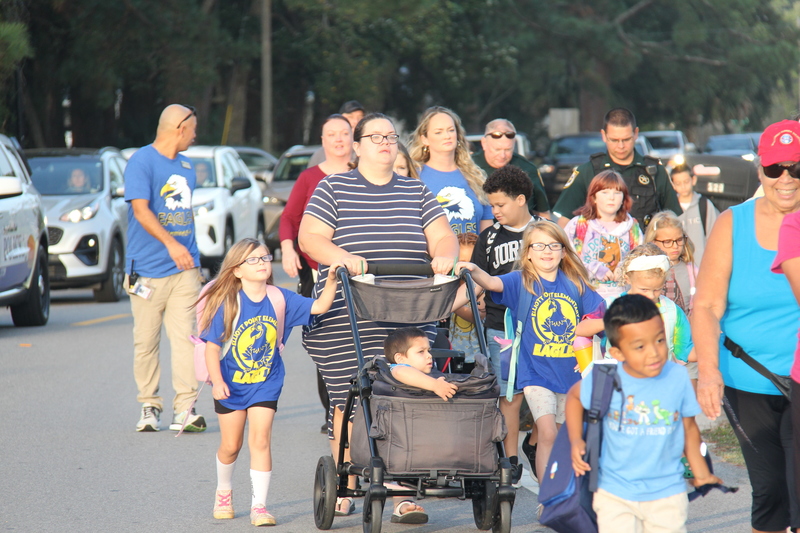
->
[0,135,50,326]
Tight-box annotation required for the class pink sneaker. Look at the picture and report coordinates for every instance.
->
[213,489,234,519]
[250,505,276,526]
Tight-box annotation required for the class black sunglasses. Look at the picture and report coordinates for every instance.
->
[176,106,196,129]
[486,131,516,140]
[762,162,800,179]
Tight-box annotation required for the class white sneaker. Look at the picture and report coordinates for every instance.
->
[136,405,161,432]
[169,408,207,432]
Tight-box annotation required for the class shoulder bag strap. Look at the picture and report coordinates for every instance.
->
[266,284,286,354]
[506,279,535,401]
[723,336,791,399]
[585,364,622,492]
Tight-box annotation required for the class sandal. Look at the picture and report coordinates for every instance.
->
[334,497,355,516]
[391,500,429,524]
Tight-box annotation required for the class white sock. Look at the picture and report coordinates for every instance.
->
[216,454,236,491]
[251,469,272,508]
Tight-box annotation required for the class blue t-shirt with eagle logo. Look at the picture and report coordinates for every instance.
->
[494,270,605,393]
[420,165,493,235]
[203,287,314,410]
[124,144,200,277]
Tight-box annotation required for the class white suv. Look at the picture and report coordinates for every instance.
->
[0,135,50,326]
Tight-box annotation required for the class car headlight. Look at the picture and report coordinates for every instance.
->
[741,153,755,162]
[262,196,284,205]
[60,201,99,223]
[538,164,556,175]
[671,154,686,167]
[193,200,215,217]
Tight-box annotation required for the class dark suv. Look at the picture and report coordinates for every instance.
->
[537,133,608,207]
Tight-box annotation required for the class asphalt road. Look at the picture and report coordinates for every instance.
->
[0,263,754,532]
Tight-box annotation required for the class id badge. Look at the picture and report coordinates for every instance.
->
[131,279,154,300]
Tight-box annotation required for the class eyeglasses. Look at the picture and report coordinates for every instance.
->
[653,237,685,248]
[240,254,273,265]
[606,136,634,145]
[360,134,399,144]
[176,106,196,129]
[762,163,800,179]
[529,242,564,251]
[486,131,516,140]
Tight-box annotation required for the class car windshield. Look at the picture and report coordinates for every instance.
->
[705,136,753,152]
[189,158,218,188]
[548,136,606,157]
[239,152,275,169]
[644,134,680,149]
[28,158,103,195]
[273,153,312,182]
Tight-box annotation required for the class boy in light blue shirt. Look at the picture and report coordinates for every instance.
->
[565,294,721,532]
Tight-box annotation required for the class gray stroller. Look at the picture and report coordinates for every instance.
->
[312,263,516,533]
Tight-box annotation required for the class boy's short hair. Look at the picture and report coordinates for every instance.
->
[384,327,428,363]
[482,164,533,201]
[670,164,693,178]
[604,294,661,348]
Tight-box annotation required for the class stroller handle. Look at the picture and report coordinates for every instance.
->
[364,263,435,276]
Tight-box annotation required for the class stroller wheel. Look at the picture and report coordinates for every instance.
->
[472,480,497,530]
[492,500,512,533]
[362,498,384,533]
[313,456,337,529]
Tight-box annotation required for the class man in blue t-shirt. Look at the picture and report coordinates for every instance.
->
[125,104,205,433]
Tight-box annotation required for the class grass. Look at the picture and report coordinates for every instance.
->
[702,420,746,467]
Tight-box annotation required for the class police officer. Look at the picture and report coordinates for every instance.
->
[472,118,551,218]
[552,108,681,228]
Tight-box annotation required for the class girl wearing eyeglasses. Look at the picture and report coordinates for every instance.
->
[644,211,698,317]
[409,106,493,235]
[458,220,605,479]
[196,238,339,526]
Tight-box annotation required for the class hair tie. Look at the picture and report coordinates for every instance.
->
[627,255,670,273]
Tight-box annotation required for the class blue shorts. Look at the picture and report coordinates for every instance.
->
[486,327,523,397]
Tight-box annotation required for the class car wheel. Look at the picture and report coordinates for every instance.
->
[10,243,50,327]
[94,238,126,302]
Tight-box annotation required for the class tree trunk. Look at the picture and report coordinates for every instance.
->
[226,63,250,145]
[579,60,610,132]
[261,0,273,152]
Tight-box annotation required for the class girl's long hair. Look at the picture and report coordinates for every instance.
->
[644,210,695,264]
[408,106,487,203]
[196,238,273,343]
[514,220,593,295]
[574,169,633,222]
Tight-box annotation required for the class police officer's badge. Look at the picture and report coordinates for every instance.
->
[638,174,650,185]
[564,169,578,189]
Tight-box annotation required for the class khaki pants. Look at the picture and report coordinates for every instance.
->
[130,268,201,413]
[593,488,688,533]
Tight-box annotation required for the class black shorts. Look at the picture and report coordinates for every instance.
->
[724,386,799,531]
[214,399,278,414]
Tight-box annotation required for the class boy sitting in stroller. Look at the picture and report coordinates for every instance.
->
[386,327,459,402]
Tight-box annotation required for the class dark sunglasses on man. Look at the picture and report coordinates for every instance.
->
[486,131,516,140]
[177,106,196,129]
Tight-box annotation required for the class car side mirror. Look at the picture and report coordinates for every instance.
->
[230,176,251,193]
[0,176,23,198]
[112,186,125,198]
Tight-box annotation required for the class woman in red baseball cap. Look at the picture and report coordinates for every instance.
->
[694,119,800,532]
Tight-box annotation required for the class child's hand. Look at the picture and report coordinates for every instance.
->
[212,381,230,400]
[692,474,723,488]
[327,263,343,282]
[571,439,591,476]
[456,261,475,274]
[432,376,458,401]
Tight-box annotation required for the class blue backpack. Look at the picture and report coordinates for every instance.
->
[538,363,622,533]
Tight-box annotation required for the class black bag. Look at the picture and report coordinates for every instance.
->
[723,337,791,400]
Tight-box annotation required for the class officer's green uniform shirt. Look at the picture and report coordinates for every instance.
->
[552,150,682,223]
[473,150,551,214]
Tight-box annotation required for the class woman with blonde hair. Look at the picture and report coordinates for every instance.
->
[409,106,493,234]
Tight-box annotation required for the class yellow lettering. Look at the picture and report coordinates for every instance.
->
[232,367,267,384]
[533,343,573,358]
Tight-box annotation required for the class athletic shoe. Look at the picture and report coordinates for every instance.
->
[213,489,234,520]
[522,433,538,481]
[136,405,161,432]
[169,407,207,432]
[509,456,523,484]
[250,505,276,526]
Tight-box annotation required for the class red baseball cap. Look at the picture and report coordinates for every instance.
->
[758,120,800,166]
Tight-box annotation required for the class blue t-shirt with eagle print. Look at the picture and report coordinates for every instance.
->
[420,165,493,235]
[203,287,314,410]
[493,270,605,393]
[124,144,200,278]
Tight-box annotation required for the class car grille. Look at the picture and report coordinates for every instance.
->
[48,227,63,245]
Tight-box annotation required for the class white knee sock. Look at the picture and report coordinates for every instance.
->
[216,454,236,491]
[250,469,272,508]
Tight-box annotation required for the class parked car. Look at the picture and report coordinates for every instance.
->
[261,144,319,249]
[682,153,759,211]
[25,148,128,302]
[182,145,265,272]
[0,134,50,326]
[639,130,697,164]
[536,132,607,207]
[703,134,757,161]
[465,132,532,158]
[234,146,278,184]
